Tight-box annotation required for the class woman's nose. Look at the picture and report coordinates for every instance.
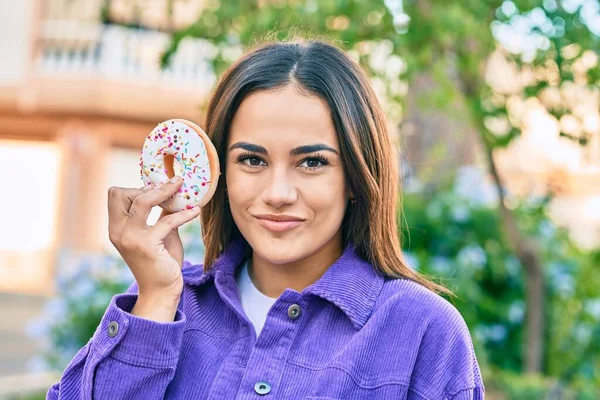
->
[261,168,297,207]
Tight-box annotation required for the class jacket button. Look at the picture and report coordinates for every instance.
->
[287,304,301,320]
[254,381,271,395]
[107,321,119,338]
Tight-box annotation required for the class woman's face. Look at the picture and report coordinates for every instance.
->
[226,85,349,265]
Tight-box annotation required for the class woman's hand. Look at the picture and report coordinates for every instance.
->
[107,176,201,321]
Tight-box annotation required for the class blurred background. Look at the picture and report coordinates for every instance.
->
[0,0,599,398]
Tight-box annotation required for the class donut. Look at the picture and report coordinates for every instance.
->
[139,118,220,212]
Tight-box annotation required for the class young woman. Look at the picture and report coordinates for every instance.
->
[48,40,484,399]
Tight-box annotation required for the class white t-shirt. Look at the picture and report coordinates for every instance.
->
[235,259,278,337]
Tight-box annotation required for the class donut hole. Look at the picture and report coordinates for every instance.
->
[164,154,184,180]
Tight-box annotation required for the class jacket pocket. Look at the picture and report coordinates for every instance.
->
[293,365,409,399]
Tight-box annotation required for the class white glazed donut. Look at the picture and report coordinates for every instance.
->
[139,118,220,212]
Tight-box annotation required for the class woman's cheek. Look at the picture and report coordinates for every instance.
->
[227,170,257,204]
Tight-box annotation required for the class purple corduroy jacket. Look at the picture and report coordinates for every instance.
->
[47,237,484,399]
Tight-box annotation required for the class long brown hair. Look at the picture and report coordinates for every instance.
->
[200,39,451,295]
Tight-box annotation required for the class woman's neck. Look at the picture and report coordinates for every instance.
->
[248,235,343,298]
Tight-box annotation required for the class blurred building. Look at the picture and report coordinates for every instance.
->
[0,0,213,296]
[0,1,213,384]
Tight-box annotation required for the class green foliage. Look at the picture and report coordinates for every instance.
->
[151,0,600,151]
[400,167,600,394]
[486,369,599,400]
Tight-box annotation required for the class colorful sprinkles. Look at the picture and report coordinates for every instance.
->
[139,120,212,212]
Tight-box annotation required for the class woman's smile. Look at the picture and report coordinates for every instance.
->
[253,216,304,233]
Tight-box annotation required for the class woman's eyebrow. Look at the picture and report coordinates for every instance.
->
[229,141,339,155]
[290,144,339,156]
[229,142,267,154]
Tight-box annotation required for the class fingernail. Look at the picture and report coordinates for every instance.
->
[143,184,154,191]
[169,176,181,183]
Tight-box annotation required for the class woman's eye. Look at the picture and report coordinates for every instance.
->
[300,157,327,170]
[302,159,320,168]
[239,156,265,167]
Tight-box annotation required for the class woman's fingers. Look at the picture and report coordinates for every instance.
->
[108,177,197,258]
[125,177,184,228]
[150,206,201,242]
[108,186,147,244]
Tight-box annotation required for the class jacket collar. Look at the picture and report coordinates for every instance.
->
[184,236,384,329]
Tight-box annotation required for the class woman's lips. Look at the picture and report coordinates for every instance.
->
[255,218,304,233]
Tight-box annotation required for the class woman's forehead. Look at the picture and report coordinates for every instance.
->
[229,87,338,147]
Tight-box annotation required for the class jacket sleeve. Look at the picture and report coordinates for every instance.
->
[407,294,485,400]
[46,281,186,400]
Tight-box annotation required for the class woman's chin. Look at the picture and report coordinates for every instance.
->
[250,235,310,265]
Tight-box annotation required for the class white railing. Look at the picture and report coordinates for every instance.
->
[36,21,216,91]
